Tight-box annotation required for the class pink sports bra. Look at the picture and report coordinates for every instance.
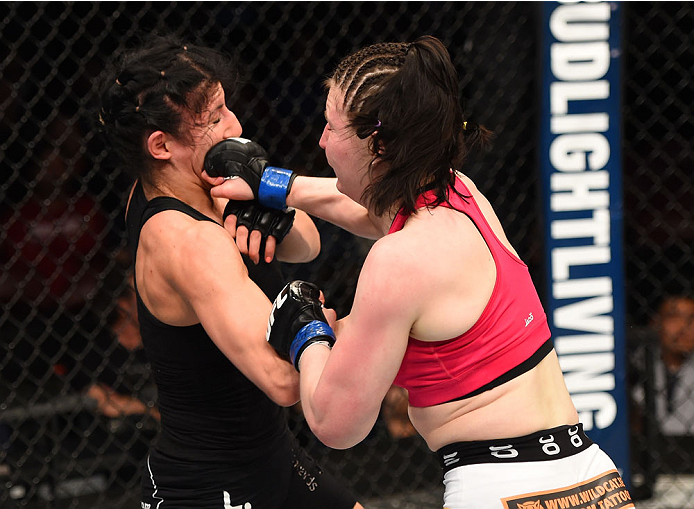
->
[390,177,552,407]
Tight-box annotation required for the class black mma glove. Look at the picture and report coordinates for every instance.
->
[266,281,336,371]
[223,200,296,247]
[204,137,296,210]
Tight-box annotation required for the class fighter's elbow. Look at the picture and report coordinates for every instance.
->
[272,391,301,408]
[276,231,320,263]
[266,379,300,407]
[308,413,371,450]
[300,234,321,262]
[312,424,363,450]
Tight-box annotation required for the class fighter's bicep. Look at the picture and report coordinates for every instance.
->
[328,244,416,396]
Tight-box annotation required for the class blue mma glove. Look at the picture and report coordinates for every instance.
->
[266,281,336,370]
[204,137,296,210]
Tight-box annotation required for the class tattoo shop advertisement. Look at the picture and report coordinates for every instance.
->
[539,1,630,489]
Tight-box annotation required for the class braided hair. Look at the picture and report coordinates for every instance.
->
[97,34,237,183]
[329,36,491,217]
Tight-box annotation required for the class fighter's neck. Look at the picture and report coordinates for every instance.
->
[142,173,218,218]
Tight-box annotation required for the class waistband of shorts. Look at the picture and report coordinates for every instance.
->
[436,424,593,473]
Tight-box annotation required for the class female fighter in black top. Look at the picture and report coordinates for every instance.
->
[98,34,361,509]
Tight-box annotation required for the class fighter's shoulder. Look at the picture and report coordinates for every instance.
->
[141,210,230,258]
[455,171,479,193]
[455,172,494,213]
[361,232,425,288]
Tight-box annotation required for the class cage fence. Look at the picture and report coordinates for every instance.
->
[0,2,692,508]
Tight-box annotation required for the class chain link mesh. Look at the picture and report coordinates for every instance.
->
[623,3,694,506]
[0,2,692,507]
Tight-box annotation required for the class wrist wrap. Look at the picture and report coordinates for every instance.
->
[258,167,296,210]
[290,320,336,369]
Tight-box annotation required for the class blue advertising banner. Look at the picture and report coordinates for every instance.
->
[540,1,629,485]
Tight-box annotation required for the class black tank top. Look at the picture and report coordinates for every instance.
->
[126,182,287,463]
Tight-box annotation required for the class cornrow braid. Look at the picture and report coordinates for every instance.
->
[332,43,409,114]
[345,57,407,115]
[332,43,393,81]
[327,36,491,217]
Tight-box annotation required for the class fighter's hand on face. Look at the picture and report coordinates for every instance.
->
[203,172,255,202]
[204,137,296,210]
[202,170,260,259]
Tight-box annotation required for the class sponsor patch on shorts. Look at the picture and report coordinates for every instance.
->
[501,470,634,509]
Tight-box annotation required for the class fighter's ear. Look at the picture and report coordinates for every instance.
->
[370,131,385,158]
[147,131,172,160]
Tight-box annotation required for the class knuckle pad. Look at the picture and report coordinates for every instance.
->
[237,208,256,229]
[256,212,273,235]
[222,200,243,221]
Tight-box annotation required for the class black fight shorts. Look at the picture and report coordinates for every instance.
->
[141,435,356,509]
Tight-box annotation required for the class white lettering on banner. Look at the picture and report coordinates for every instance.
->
[551,208,610,246]
[555,334,614,355]
[550,3,611,41]
[551,112,609,134]
[550,171,610,211]
[550,81,609,115]
[551,246,611,281]
[550,132,611,171]
[555,296,614,334]
[553,277,612,300]
[571,393,618,430]
[560,353,615,393]
[547,1,617,431]
[551,42,611,80]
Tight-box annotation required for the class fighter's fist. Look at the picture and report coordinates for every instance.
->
[266,281,335,370]
[204,138,295,210]
[204,137,268,190]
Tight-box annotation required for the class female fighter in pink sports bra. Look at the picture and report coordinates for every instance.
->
[209,36,633,509]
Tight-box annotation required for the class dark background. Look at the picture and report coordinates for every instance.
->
[1,2,692,507]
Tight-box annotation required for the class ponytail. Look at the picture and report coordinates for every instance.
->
[332,35,492,216]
